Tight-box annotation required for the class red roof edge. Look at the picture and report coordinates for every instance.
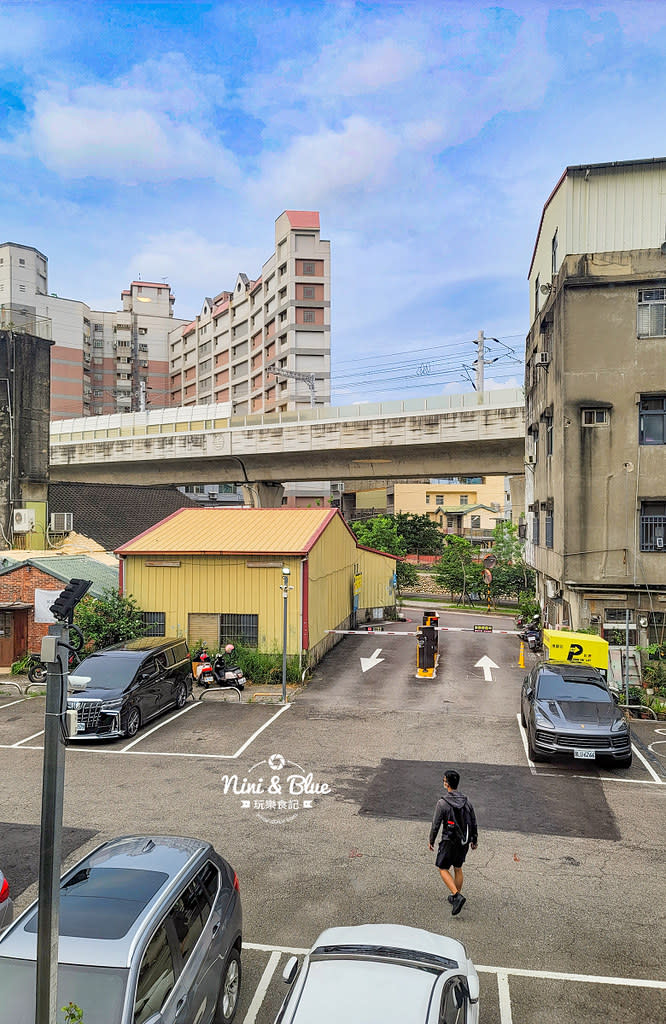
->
[302,508,339,550]
[527,167,568,279]
[115,508,188,555]
[284,211,320,229]
[356,544,399,561]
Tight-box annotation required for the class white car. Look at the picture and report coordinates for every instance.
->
[276,923,480,1024]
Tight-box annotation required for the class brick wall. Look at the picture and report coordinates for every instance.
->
[0,564,62,653]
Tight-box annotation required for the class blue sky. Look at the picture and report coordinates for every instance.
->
[2,0,666,402]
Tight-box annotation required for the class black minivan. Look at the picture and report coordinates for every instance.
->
[67,637,192,741]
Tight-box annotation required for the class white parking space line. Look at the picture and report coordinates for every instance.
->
[515,714,661,785]
[242,949,282,1024]
[12,729,44,747]
[232,704,291,758]
[496,970,513,1024]
[631,741,663,783]
[121,701,203,751]
[244,940,666,990]
[0,698,27,710]
[516,714,537,774]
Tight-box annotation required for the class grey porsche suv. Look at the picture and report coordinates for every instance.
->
[521,661,632,768]
[0,835,242,1024]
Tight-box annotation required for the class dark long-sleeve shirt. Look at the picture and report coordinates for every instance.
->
[429,790,478,846]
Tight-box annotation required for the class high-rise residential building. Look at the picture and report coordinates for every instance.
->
[168,211,331,413]
[0,242,187,419]
[526,158,666,645]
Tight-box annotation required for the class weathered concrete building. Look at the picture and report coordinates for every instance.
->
[526,158,666,645]
[0,328,52,549]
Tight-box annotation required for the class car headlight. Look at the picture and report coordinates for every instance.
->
[535,715,555,729]
[101,699,124,711]
[611,717,628,732]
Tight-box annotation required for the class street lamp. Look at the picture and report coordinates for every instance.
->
[280,567,293,704]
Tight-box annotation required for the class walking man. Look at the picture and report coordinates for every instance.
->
[428,769,478,916]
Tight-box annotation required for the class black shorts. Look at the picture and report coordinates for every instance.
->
[436,838,468,870]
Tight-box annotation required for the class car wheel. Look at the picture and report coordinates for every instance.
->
[528,732,547,763]
[124,707,141,739]
[215,948,241,1024]
[615,752,632,769]
[175,681,187,708]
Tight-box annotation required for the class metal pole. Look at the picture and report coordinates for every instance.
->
[281,570,289,704]
[624,608,630,709]
[35,620,68,1024]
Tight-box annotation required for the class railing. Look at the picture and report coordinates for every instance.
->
[50,387,525,446]
[640,516,666,552]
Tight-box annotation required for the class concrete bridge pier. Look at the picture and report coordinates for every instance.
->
[241,480,285,508]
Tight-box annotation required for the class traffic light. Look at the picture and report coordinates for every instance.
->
[49,578,93,623]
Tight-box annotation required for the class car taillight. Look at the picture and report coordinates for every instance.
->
[233,871,240,892]
[0,877,9,903]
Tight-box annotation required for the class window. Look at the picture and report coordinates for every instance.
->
[302,309,315,323]
[221,613,258,647]
[435,495,444,506]
[640,501,666,551]
[447,516,455,529]
[460,495,468,505]
[532,512,540,545]
[93,339,104,348]
[303,261,315,275]
[638,287,666,337]
[168,879,208,965]
[582,408,608,426]
[470,515,481,529]
[639,395,666,444]
[551,228,558,277]
[19,284,25,292]
[303,286,315,298]
[545,509,553,548]
[142,612,166,636]
[133,924,175,1024]
[425,494,430,504]
[545,415,553,455]
[18,257,25,266]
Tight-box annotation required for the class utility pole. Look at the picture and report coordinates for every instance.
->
[473,329,485,394]
[266,367,317,407]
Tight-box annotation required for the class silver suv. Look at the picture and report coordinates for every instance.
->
[0,835,242,1024]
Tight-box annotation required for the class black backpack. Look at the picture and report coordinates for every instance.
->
[449,798,474,844]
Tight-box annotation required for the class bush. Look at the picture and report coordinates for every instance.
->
[11,653,33,675]
[74,589,145,653]
[214,644,301,685]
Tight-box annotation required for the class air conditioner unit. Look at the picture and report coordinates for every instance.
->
[50,512,73,534]
[13,508,35,533]
[537,352,551,366]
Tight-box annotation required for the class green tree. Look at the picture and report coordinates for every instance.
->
[491,520,524,564]
[74,588,145,653]
[432,536,482,604]
[351,515,415,593]
[394,513,444,555]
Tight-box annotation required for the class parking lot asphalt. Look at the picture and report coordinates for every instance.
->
[1,608,665,1023]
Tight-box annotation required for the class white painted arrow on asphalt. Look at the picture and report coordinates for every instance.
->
[360,648,384,673]
[475,655,499,681]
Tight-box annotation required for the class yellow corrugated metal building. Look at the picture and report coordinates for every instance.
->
[116,508,397,664]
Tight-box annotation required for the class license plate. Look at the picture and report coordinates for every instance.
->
[574,748,595,759]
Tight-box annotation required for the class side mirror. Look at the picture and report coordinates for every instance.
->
[282,956,299,984]
[526,687,533,700]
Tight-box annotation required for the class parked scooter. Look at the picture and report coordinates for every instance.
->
[518,614,543,653]
[212,644,246,691]
[191,644,215,688]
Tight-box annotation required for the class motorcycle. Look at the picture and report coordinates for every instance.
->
[212,644,246,691]
[26,626,84,683]
[518,613,543,653]
[191,644,215,688]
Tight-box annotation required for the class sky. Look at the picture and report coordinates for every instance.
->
[2,0,666,403]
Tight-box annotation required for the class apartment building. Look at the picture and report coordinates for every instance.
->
[526,158,666,644]
[168,211,331,413]
[0,242,187,418]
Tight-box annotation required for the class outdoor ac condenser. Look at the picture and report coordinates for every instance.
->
[50,512,74,534]
[13,509,36,533]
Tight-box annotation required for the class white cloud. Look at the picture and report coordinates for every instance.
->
[18,53,239,185]
[255,116,399,206]
[129,230,267,311]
